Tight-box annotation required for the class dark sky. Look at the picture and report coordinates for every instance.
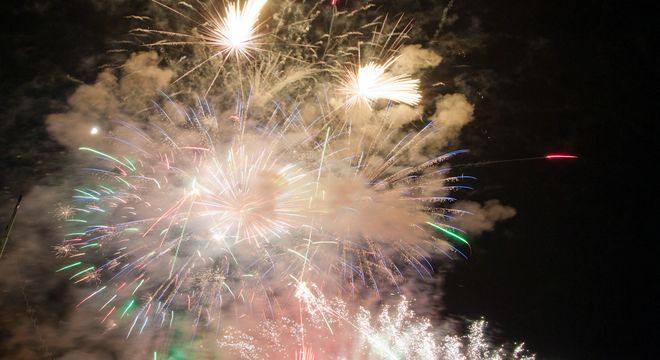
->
[0,0,656,359]
[438,2,657,359]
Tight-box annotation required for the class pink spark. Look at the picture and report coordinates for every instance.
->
[545,154,578,159]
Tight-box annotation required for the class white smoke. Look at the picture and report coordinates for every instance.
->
[392,44,443,75]
[453,200,517,236]
[45,52,173,149]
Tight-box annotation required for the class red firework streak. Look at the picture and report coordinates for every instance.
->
[330,0,337,5]
[545,154,578,160]
[447,152,579,170]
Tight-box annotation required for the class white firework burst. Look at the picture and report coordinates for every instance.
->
[340,57,421,108]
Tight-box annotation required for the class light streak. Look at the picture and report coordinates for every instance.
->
[545,154,578,159]
[426,221,470,247]
[56,261,82,272]
[0,195,22,260]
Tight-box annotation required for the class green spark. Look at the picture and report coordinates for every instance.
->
[426,222,470,246]
[65,232,85,237]
[120,299,135,318]
[99,185,114,194]
[79,147,131,170]
[65,219,87,223]
[69,266,95,280]
[122,156,137,171]
[56,261,82,272]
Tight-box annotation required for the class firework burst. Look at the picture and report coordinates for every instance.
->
[57,97,472,334]
[340,57,422,108]
[217,282,534,360]
[52,1,530,357]
[210,0,268,60]
[140,0,269,94]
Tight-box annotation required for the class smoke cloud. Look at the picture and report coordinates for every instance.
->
[392,44,443,75]
[45,52,173,149]
[430,93,475,146]
[452,199,517,236]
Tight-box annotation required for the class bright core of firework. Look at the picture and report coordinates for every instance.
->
[194,144,311,245]
[210,0,267,59]
[341,57,421,108]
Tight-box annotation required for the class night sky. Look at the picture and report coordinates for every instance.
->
[0,1,656,359]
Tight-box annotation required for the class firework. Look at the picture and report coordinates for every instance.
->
[57,103,314,329]
[57,96,472,335]
[139,0,269,94]
[439,320,536,360]
[147,0,267,59]
[53,1,530,357]
[340,57,422,108]
[218,282,535,360]
[136,0,418,101]
[208,0,267,60]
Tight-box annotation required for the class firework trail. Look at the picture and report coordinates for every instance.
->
[1,195,22,260]
[51,0,530,357]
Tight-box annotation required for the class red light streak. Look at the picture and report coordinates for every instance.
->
[545,154,578,159]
